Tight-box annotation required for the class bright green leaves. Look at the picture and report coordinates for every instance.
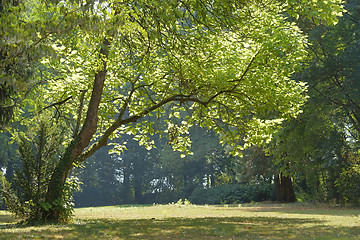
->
[284,0,345,25]
[177,4,309,155]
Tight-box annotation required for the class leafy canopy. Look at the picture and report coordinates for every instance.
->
[14,0,344,158]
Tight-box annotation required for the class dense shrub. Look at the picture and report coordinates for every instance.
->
[0,116,79,223]
[189,183,273,205]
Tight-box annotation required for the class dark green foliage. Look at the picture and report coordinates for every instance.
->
[189,183,273,205]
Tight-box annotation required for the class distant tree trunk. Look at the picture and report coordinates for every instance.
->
[134,180,143,204]
[211,174,216,187]
[274,173,296,202]
[122,166,131,203]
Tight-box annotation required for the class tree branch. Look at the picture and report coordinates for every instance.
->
[76,86,243,162]
[39,96,72,113]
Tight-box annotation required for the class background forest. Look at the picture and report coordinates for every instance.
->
[0,0,358,223]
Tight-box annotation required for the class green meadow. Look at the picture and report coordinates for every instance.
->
[0,203,359,239]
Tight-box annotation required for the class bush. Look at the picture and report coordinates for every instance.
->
[189,183,273,205]
[0,115,78,223]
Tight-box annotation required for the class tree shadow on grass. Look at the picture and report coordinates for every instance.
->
[1,215,359,240]
[225,204,360,217]
[76,204,153,210]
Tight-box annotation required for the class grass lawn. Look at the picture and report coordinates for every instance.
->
[0,202,359,239]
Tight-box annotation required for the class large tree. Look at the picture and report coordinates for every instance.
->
[7,0,344,221]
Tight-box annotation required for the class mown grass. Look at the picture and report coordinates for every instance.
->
[1,203,359,239]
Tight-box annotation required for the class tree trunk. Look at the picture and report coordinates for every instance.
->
[44,39,110,221]
[274,173,296,202]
